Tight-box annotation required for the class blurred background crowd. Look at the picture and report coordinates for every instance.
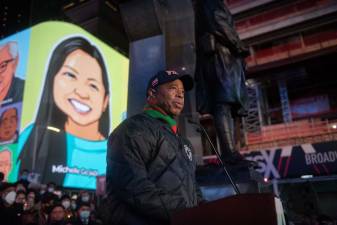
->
[0,171,103,225]
[1,170,336,225]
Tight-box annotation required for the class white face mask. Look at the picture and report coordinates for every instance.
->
[54,190,62,198]
[81,196,90,202]
[62,200,71,209]
[47,187,54,193]
[71,202,77,210]
[3,191,16,205]
[80,210,90,221]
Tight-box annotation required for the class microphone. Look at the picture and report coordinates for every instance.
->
[188,119,241,195]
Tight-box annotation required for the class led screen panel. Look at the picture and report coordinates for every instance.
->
[0,21,129,189]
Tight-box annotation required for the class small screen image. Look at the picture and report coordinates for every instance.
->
[0,102,22,145]
[0,143,18,182]
[0,31,29,106]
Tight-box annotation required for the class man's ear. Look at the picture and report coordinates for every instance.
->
[147,88,156,99]
[147,88,158,105]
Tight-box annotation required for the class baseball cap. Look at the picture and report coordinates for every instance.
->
[147,70,194,93]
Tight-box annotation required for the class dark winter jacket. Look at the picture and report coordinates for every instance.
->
[105,113,202,225]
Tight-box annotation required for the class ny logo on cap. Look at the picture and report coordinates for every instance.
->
[166,70,178,76]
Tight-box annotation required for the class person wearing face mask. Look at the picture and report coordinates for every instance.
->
[61,195,75,222]
[71,199,77,212]
[47,182,56,193]
[61,195,71,210]
[81,195,90,203]
[40,184,48,196]
[0,183,22,225]
[1,183,16,205]
[53,187,63,199]
[73,203,100,225]
[79,191,91,203]
[19,169,30,182]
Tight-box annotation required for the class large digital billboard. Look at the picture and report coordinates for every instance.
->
[0,21,129,189]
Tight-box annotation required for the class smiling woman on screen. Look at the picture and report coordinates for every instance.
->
[18,37,110,189]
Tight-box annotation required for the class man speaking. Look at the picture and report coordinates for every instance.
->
[106,70,203,225]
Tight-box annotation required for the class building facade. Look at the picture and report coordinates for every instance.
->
[227,0,337,221]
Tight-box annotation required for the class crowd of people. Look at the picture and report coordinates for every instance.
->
[0,172,102,225]
[1,172,337,225]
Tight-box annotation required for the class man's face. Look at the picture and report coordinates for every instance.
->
[15,192,26,204]
[152,79,185,117]
[50,206,65,222]
[77,205,91,217]
[0,45,17,98]
[0,108,18,141]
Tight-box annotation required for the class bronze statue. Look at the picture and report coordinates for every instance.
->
[195,0,250,164]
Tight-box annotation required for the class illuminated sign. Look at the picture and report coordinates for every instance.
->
[0,21,129,189]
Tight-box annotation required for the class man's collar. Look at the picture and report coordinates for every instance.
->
[143,104,177,134]
[144,104,170,116]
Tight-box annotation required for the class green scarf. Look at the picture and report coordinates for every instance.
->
[144,104,177,134]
